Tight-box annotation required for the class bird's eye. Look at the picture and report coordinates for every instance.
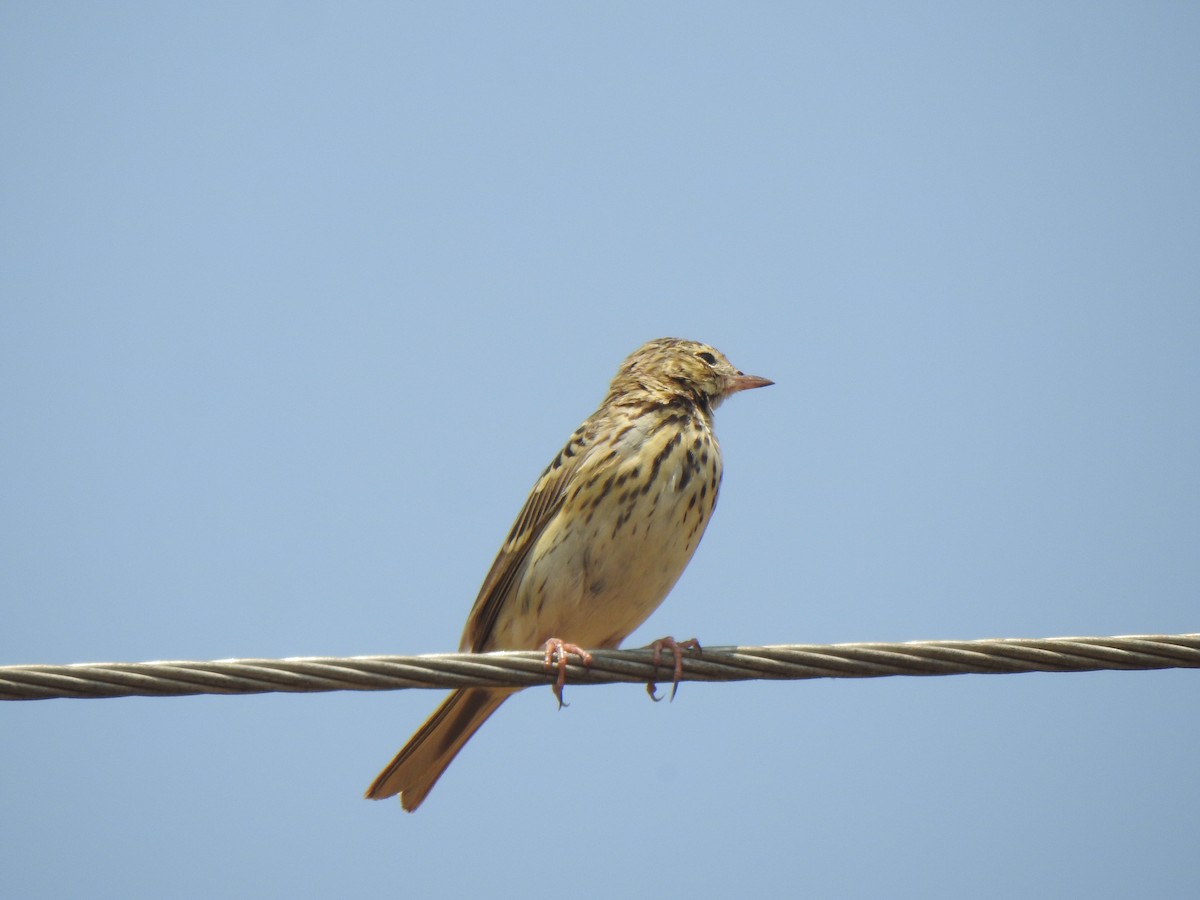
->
[696,351,717,365]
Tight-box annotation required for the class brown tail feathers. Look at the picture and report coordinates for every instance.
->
[364,687,514,811]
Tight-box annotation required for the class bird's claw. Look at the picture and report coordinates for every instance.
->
[542,639,593,708]
[646,637,701,702]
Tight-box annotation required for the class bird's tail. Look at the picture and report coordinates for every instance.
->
[364,687,513,811]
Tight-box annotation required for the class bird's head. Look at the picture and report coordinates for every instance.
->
[608,337,773,409]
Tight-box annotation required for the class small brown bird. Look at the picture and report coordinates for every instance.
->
[365,337,772,810]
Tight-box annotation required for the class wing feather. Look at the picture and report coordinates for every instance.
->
[460,426,595,652]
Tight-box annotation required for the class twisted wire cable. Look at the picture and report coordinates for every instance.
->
[2,633,1197,702]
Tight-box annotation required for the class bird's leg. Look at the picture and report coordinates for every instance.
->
[541,638,594,709]
[646,637,702,702]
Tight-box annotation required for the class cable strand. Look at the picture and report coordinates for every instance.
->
[2,633,1197,701]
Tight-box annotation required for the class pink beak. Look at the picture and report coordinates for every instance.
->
[725,373,774,395]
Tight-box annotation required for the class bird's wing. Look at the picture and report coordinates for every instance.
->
[461,424,605,653]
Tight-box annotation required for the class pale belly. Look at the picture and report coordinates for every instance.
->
[486,444,720,651]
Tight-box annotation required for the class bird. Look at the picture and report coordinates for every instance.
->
[364,337,772,811]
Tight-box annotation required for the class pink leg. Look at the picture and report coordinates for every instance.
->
[541,638,594,709]
[646,637,702,702]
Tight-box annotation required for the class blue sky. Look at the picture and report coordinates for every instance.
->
[2,3,1197,897]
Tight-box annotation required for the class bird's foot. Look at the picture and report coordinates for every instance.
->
[541,639,594,709]
[645,637,702,702]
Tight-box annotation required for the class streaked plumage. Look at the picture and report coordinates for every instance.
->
[365,337,771,810]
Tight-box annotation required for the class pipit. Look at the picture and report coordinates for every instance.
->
[365,337,772,810]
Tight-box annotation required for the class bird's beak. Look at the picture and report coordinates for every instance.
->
[725,373,774,394]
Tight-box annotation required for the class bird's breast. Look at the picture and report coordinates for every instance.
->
[494,416,724,650]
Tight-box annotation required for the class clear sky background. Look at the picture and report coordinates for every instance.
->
[2,4,1197,897]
